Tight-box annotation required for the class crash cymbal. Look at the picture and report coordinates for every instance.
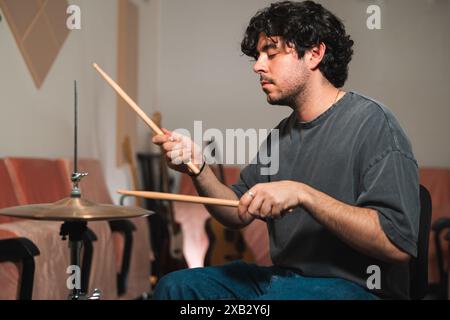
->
[0,197,153,222]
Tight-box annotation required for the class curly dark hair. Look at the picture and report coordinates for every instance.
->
[241,1,354,88]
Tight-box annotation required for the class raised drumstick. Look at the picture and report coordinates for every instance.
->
[93,63,200,175]
[117,190,239,208]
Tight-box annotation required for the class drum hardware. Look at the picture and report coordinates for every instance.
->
[0,81,152,300]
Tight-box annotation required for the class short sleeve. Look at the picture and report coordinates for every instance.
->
[231,163,264,198]
[231,128,279,198]
[356,149,420,257]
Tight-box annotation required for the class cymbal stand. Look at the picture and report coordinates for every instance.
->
[59,80,100,300]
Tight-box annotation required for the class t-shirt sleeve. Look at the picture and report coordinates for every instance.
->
[231,163,264,198]
[356,149,420,257]
[230,128,279,199]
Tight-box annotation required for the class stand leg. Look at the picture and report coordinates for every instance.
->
[68,240,83,299]
[61,221,86,300]
[60,221,102,300]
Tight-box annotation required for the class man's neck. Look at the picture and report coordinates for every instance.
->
[294,82,344,123]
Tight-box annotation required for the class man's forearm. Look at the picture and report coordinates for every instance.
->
[192,165,253,229]
[300,184,411,264]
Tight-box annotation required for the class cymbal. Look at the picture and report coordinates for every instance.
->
[0,197,153,222]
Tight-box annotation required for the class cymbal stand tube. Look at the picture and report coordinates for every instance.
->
[71,81,88,198]
[61,221,87,300]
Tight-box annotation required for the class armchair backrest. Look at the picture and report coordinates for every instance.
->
[4,158,71,205]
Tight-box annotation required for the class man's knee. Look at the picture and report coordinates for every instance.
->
[153,269,199,300]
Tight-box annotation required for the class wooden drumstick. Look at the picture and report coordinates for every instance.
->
[93,63,200,175]
[117,190,239,208]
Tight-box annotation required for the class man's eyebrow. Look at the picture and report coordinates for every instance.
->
[260,43,278,52]
[254,43,278,59]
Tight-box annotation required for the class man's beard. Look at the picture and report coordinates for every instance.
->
[266,82,307,108]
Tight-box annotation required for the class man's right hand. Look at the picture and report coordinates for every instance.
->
[154,129,250,229]
[152,128,204,175]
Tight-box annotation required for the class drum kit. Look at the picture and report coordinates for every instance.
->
[0,64,234,300]
[0,80,152,300]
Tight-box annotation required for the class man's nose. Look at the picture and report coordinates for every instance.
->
[253,56,267,74]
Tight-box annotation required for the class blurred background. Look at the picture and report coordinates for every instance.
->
[0,0,449,300]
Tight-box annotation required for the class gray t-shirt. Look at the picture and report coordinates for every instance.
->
[231,92,420,299]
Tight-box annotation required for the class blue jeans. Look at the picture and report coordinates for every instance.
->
[153,261,379,300]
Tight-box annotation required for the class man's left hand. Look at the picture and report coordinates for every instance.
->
[238,181,309,221]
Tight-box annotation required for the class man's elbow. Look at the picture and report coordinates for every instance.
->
[394,251,411,264]
[377,224,412,264]
[387,247,411,264]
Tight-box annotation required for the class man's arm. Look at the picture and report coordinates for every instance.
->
[239,181,411,264]
[192,165,255,228]
[301,184,411,264]
[152,130,254,229]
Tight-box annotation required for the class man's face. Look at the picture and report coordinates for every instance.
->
[253,33,310,106]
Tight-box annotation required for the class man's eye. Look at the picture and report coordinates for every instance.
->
[268,53,277,59]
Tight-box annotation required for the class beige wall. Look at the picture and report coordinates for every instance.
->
[0,0,158,202]
[136,0,161,155]
[157,0,450,168]
[329,0,450,168]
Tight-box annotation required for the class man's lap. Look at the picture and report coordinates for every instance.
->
[153,261,378,300]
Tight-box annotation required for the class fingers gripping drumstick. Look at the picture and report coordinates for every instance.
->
[118,190,283,221]
[93,63,200,175]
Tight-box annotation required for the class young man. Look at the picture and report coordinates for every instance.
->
[152,1,419,299]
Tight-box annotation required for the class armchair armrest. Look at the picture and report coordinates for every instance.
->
[0,237,40,300]
[432,218,450,233]
[119,194,134,206]
[432,218,450,299]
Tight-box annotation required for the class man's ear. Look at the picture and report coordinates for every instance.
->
[305,42,326,70]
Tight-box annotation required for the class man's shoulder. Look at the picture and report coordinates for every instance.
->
[345,91,415,159]
[344,92,408,135]
[345,91,396,122]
